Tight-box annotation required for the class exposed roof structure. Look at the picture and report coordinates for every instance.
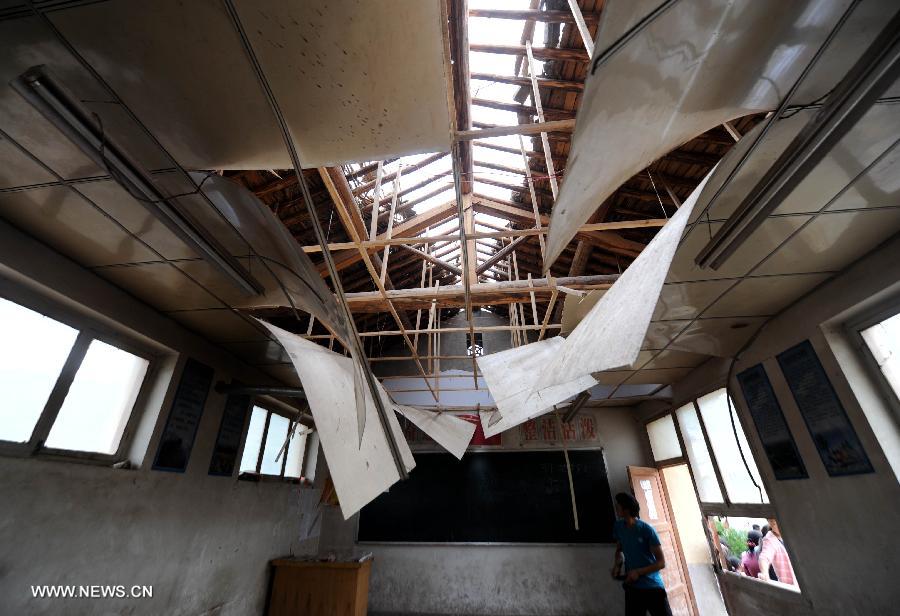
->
[224,1,761,394]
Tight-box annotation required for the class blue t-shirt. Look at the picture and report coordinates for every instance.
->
[613,518,665,589]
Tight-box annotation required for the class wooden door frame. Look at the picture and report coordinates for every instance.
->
[627,465,699,616]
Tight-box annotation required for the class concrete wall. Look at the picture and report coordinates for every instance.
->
[364,406,653,616]
[0,220,315,615]
[667,235,900,616]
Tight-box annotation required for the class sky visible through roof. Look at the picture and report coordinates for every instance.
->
[346,0,551,276]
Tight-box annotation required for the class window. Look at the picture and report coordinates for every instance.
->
[0,297,151,458]
[696,390,768,504]
[646,414,682,461]
[649,389,797,592]
[860,310,900,402]
[675,402,724,503]
[239,405,308,479]
[708,515,800,591]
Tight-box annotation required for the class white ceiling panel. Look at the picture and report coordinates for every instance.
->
[653,279,734,322]
[96,262,223,311]
[167,308,268,343]
[755,209,900,276]
[703,273,831,318]
[75,179,197,261]
[0,185,159,266]
[667,317,767,357]
[545,0,857,265]
[0,136,55,189]
[232,0,451,166]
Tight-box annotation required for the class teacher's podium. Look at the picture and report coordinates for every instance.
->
[268,558,372,616]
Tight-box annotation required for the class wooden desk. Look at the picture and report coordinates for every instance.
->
[268,558,372,616]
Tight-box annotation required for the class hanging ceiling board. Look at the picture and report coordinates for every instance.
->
[231,0,452,166]
[477,337,599,437]
[191,173,352,344]
[544,0,857,266]
[394,404,476,460]
[45,0,450,169]
[537,176,702,392]
[259,320,414,520]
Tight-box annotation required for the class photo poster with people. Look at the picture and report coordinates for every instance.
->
[777,340,874,477]
[208,393,252,477]
[153,358,214,472]
[737,363,808,480]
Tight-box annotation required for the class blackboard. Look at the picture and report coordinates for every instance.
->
[153,358,213,472]
[358,449,615,543]
[737,364,807,480]
[777,340,873,476]
[208,394,252,477]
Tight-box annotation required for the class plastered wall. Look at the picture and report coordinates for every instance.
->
[0,220,315,615]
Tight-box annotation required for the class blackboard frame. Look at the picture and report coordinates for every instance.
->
[357,448,617,545]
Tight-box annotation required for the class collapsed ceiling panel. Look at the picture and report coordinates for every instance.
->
[260,320,414,520]
[45,0,451,170]
[231,0,452,166]
[544,0,856,265]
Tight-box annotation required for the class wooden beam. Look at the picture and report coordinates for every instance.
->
[566,0,595,58]
[319,199,458,275]
[472,97,574,120]
[470,43,588,62]
[335,274,619,313]
[471,72,584,92]
[469,8,599,24]
[353,151,447,195]
[526,41,560,199]
[476,235,531,274]
[397,244,462,277]
[456,118,575,141]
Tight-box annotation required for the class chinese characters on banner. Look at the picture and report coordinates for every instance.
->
[402,410,600,452]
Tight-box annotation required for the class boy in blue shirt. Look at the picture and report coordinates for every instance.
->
[611,492,672,616]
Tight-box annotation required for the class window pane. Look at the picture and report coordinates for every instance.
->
[0,298,78,443]
[239,406,267,473]
[45,340,149,454]
[861,312,900,400]
[675,402,724,503]
[260,413,290,475]
[697,389,768,504]
[647,414,682,461]
[285,425,307,479]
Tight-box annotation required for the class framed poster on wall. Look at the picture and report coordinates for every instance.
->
[153,358,214,472]
[777,340,873,477]
[737,364,807,480]
[208,393,252,477]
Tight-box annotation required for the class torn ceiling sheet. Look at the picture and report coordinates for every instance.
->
[230,0,451,166]
[42,0,450,169]
[537,175,705,391]
[394,404,476,460]
[259,320,415,519]
[191,173,352,344]
[544,0,856,265]
[477,337,598,438]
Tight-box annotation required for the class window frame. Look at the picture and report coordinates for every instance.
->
[644,390,783,563]
[0,288,159,464]
[238,402,310,482]
[845,297,900,424]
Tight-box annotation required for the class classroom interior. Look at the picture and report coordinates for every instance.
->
[1,1,899,615]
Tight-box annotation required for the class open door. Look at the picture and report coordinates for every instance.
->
[628,466,698,616]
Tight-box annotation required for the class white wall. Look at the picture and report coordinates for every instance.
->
[0,220,316,615]
[364,405,653,616]
[668,235,900,616]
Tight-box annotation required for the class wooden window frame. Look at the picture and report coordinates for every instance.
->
[0,287,159,465]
